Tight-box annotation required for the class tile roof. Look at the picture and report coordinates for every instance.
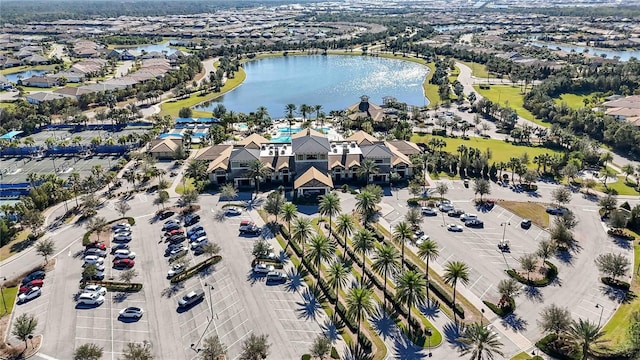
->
[294,166,333,188]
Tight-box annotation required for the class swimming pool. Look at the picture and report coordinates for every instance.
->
[270,135,292,143]
[278,126,302,134]
[314,127,330,133]
[237,123,249,131]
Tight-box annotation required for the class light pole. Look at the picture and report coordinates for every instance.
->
[595,303,604,327]
[426,327,432,357]
[1,277,7,313]
[204,283,215,318]
[481,308,485,326]
[499,222,511,270]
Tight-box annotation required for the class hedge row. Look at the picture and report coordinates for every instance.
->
[601,277,631,291]
[82,280,143,292]
[482,298,515,317]
[171,255,222,283]
[535,334,579,360]
[507,261,558,287]
[82,217,136,245]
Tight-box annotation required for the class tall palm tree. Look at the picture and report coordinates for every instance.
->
[244,160,272,199]
[443,260,471,321]
[355,191,377,225]
[291,217,313,254]
[319,192,341,239]
[565,319,607,360]
[417,239,439,304]
[357,158,379,185]
[395,270,426,332]
[314,104,323,120]
[335,214,355,253]
[285,103,297,118]
[280,202,298,241]
[352,229,375,281]
[372,244,400,307]
[327,261,350,313]
[393,221,413,270]
[306,234,336,288]
[346,285,375,352]
[458,322,505,360]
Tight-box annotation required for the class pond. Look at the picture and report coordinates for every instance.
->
[114,42,180,54]
[196,55,430,118]
[5,70,48,83]
[531,41,640,62]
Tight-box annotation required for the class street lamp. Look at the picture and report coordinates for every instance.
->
[499,222,511,270]
[426,327,432,357]
[595,303,604,327]
[0,277,7,314]
[204,283,215,318]
[481,308,485,326]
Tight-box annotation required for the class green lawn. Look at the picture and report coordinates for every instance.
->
[510,352,532,360]
[602,237,640,345]
[0,103,15,109]
[456,59,495,79]
[159,66,246,118]
[499,201,550,229]
[448,65,460,83]
[410,134,564,166]
[473,85,548,128]
[0,286,18,316]
[553,93,591,109]
[596,176,640,196]
[175,177,195,194]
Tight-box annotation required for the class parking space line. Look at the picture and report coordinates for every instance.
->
[77,315,112,320]
[284,329,320,333]
[279,318,308,322]
[268,298,293,302]
[481,285,493,298]
[113,328,150,334]
[212,290,237,306]
[216,299,240,315]
[289,340,314,344]
[274,308,295,312]
[182,320,212,338]
[469,276,483,289]
[216,308,245,328]
[76,337,143,343]
[225,330,252,351]
[219,319,249,339]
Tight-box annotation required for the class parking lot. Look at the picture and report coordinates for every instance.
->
[7,270,55,346]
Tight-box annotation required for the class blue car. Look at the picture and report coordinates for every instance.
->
[187,225,204,237]
[190,230,206,241]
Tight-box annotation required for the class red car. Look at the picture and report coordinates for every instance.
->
[19,279,44,293]
[164,229,184,237]
[113,259,135,268]
[86,242,107,250]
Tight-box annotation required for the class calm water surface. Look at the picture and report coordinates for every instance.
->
[531,41,640,62]
[5,70,47,83]
[196,55,430,118]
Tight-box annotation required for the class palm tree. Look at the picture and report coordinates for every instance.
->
[346,285,375,352]
[285,103,297,118]
[291,217,313,254]
[458,322,505,360]
[417,239,439,304]
[372,244,400,307]
[280,202,298,241]
[319,192,341,239]
[357,158,379,185]
[565,319,607,360]
[335,214,355,253]
[443,260,471,321]
[306,234,336,288]
[244,160,272,199]
[327,261,350,313]
[352,229,375,281]
[393,221,413,270]
[395,270,426,332]
[355,191,377,225]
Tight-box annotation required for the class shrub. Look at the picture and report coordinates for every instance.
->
[330,347,339,359]
[301,355,311,360]
[483,299,514,317]
[536,333,578,360]
[171,255,222,283]
[82,280,143,292]
[601,276,631,291]
[507,261,557,287]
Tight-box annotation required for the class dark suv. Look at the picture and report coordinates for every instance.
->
[22,271,46,285]
[184,214,201,227]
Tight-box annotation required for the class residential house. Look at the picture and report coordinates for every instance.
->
[21,76,58,88]
[26,92,67,104]
[148,138,183,159]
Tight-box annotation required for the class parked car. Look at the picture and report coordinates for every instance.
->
[253,264,275,274]
[266,271,288,284]
[21,271,46,285]
[84,248,107,257]
[84,271,105,281]
[169,246,188,260]
[447,209,465,217]
[159,211,175,220]
[168,234,187,244]
[19,280,44,293]
[167,264,186,278]
[83,285,107,296]
[460,213,478,222]
[111,243,130,253]
[225,207,242,216]
[113,259,135,268]
[119,307,144,319]
[415,234,430,246]
[111,223,131,231]
[113,228,131,236]
[162,221,180,231]
[113,233,132,242]
[447,223,464,232]
[421,207,436,216]
[192,246,205,256]
[77,292,104,306]
[239,220,255,229]
[187,225,204,237]
[183,214,201,226]
[189,230,207,241]
[546,207,568,215]
[521,219,532,229]
[113,249,136,260]
[85,242,106,250]
[412,229,425,240]
[240,225,262,236]
[83,255,105,265]
[18,287,42,303]
[465,219,484,228]
[165,229,184,237]
[438,204,454,212]
[178,290,205,308]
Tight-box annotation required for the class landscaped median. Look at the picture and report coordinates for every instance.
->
[81,280,143,292]
[170,255,222,283]
[507,261,558,287]
[83,217,135,246]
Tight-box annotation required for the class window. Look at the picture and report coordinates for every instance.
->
[374,159,384,164]
[216,170,226,175]
[231,161,250,169]
[306,154,318,160]
[281,169,289,174]
[296,154,304,161]
[319,153,327,160]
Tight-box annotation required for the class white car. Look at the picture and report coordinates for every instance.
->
[77,292,105,306]
[439,204,454,212]
[83,285,107,296]
[460,213,478,222]
[113,228,132,236]
[111,223,131,231]
[447,223,464,232]
[167,264,186,278]
[119,306,144,319]
[84,248,107,257]
[421,207,436,216]
[253,264,275,274]
[18,287,42,303]
[83,256,105,265]
[225,207,242,216]
[190,237,208,249]
[113,233,132,242]
[169,246,188,259]
[113,249,136,259]
[415,234,430,246]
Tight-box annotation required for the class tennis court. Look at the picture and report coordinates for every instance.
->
[0,154,120,185]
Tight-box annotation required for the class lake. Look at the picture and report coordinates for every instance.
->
[531,41,640,62]
[196,55,430,118]
[114,42,180,54]
[5,70,47,83]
